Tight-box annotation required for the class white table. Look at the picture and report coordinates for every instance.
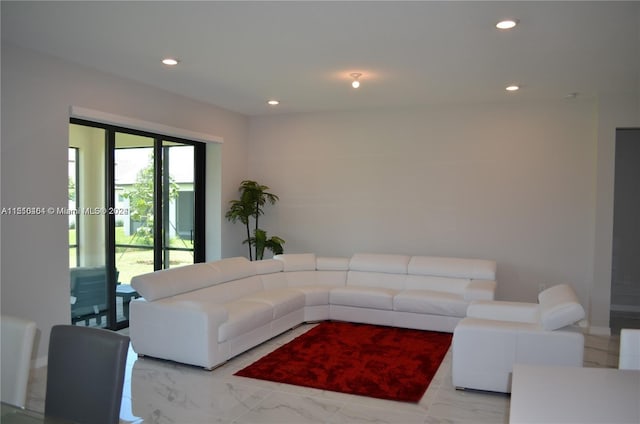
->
[510,364,640,424]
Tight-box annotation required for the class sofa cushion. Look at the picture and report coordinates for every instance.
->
[284,270,318,287]
[274,253,316,271]
[132,262,219,301]
[330,286,397,310]
[315,271,348,287]
[218,300,273,342]
[405,274,470,295]
[408,256,496,280]
[242,288,305,319]
[394,290,468,317]
[349,253,411,274]
[291,285,335,306]
[464,280,498,301]
[260,272,288,290]
[538,284,585,331]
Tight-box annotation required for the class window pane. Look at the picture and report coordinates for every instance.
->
[115,134,155,285]
[163,142,195,269]
[69,124,108,328]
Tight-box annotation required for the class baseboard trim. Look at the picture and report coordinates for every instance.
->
[588,326,611,336]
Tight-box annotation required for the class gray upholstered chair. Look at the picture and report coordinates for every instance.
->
[70,266,109,325]
[1,315,37,407]
[45,325,130,424]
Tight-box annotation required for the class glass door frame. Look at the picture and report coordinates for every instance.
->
[70,118,206,330]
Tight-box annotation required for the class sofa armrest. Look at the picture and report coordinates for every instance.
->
[130,299,229,368]
[464,279,497,301]
[466,300,539,324]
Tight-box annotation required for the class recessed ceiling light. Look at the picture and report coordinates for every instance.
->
[496,19,519,30]
[505,84,520,92]
[350,72,362,89]
[267,100,280,106]
[162,58,180,66]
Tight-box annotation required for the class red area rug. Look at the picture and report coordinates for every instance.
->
[234,321,452,403]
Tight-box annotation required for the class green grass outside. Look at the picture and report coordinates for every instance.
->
[69,227,194,284]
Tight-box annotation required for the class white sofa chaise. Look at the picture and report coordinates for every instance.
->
[130,253,497,369]
[452,283,586,393]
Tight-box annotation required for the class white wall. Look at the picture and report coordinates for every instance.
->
[247,98,632,331]
[0,43,250,365]
[69,124,107,266]
[1,43,637,368]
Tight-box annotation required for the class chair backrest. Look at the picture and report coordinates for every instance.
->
[619,328,640,370]
[70,267,108,319]
[1,315,37,407]
[45,325,130,424]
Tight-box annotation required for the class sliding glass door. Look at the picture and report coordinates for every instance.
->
[69,124,109,327]
[69,120,205,329]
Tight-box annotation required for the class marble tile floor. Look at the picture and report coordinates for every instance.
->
[25,325,620,424]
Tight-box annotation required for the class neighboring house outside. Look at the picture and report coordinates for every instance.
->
[114,147,195,243]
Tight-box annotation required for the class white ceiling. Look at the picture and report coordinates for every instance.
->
[2,1,639,116]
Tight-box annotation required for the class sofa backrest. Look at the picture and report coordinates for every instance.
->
[347,254,410,289]
[538,284,585,331]
[132,252,497,302]
[317,257,349,271]
[272,254,348,288]
[255,259,287,290]
[408,256,496,280]
[273,253,316,271]
[132,262,218,301]
[314,257,349,286]
[349,253,411,274]
[254,259,284,275]
[131,257,253,301]
[212,257,256,282]
[345,253,497,292]
[175,275,263,304]
[405,275,471,295]
[404,256,496,295]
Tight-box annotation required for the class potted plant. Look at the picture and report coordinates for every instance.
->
[225,180,285,260]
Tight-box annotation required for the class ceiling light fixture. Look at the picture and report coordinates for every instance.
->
[267,100,280,106]
[350,73,362,88]
[162,58,180,66]
[496,19,519,30]
[505,84,520,92]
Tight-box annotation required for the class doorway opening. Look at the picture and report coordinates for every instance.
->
[610,128,640,334]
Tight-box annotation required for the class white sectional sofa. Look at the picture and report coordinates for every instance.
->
[129,253,497,369]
